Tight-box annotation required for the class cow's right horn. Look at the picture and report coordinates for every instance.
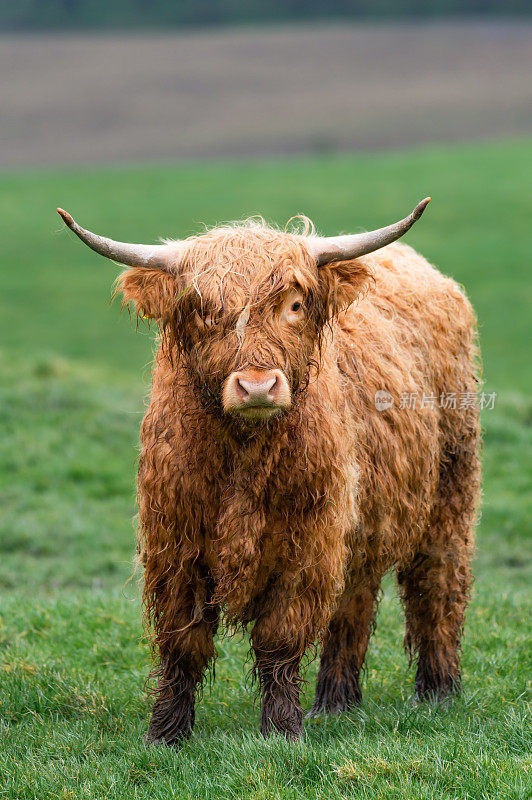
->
[57,209,186,272]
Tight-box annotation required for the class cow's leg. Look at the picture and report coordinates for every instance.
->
[251,598,317,740]
[146,585,219,747]
[307,577,381,716]
[397,438,480,701]
[253,646,304,741]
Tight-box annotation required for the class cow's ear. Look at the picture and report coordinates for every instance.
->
[319,259,371,316]
[115,267,178,321]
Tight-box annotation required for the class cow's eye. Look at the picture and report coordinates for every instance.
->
[283,294,304,323]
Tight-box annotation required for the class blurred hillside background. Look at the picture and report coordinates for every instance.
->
[1,0,530,30]
[2,21,531,166]
[0,2,530,799]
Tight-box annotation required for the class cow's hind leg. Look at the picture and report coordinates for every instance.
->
[307,577,381,716]
[397,437,480,701]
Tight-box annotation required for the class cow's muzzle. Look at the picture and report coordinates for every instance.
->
[222,368,291,420]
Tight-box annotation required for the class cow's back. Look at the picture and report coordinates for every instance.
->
[334,243,479,568]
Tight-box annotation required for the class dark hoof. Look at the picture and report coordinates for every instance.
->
[145,696,195,747]
[144,733,171,748]
[144,727,191,748]
[306,698,347,718]
[260,706,303,741]
[307,675,362,718]
[261,724,303,741]
[305,698,360,718]
[415,665,460,702]
[144,728,192,748]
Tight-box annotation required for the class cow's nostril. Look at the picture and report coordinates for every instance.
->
[267,376,278,398]
[236,378,250,399]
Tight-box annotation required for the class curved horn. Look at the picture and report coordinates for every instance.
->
[57,208,185,272]
[308,197,431,266]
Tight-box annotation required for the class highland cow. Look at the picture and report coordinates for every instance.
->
[58,199,481,745]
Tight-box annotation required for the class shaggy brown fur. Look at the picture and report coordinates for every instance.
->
[115,218,481,744]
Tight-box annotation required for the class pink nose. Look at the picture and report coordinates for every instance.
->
[222,368,291,416]
[237,374,278,404]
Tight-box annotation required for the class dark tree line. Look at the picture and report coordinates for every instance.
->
[0,0,529,31]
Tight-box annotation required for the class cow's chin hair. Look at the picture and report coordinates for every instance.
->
[229,405,287,423]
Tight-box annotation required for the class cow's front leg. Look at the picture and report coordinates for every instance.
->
[146,592,219,747]
[146,654,199,746]
[251,596,316,740]
[254,646,303,740]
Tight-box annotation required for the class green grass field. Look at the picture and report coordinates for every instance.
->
[0,140,530,798]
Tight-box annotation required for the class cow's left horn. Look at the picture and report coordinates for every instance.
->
[308,197,431,267]
[57,208,185,272]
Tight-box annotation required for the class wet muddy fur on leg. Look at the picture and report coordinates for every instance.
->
[398,438,479,704]
[309,652,361,716]
[414,650,461,701]
[256,653,304,740]
[145,660,198,746]
[309,581,380,715]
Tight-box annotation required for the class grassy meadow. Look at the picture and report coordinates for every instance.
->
[0,140,530,798]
